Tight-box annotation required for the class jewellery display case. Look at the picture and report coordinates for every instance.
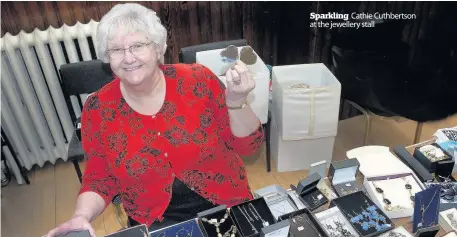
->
[328,159,366,197]
[296,173,328,211]
[260,220,291,237]
[439,208,457,232]
[413,143,453,173]
[149,218,205,237]
[197,205,241,237]
[254,185,299,221]
[314,206,360,237]
[288,209,328,237]
[230,198,277,237]
[330,191,394,237]
[104,224,149,237]
[412,185,441,233]
[378,226,413,237]
[364,173,424,219]
[425,182,457,211]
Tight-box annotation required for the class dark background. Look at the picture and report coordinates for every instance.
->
[2,1,457,121]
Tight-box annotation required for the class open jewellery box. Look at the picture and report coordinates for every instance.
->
[439,208,457,233]
[328,159,366,197]
[330,191,394,237]
[229,198,278,237]
[254,184,299,221]
[295,172,328,211]
[197,205,242,237]
[363,173,425,219]
[413,143,454,173]
[149,218,205,237]
[314,205,360,237]
[413,225,440,237]
[286,208,328,237]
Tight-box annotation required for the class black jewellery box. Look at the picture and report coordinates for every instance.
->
[330,191,394,237]
[414,143,454,173]
[197,205,242,237]
[287,208,328,237]
[230,198,277,237]
[435,159,456,182]
[393,146,434,183]
[328,159,365,197]
[296,173,328,212]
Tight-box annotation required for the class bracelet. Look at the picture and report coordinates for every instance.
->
[227,100,248,110]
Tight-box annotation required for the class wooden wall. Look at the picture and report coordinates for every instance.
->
[2,1,456,67]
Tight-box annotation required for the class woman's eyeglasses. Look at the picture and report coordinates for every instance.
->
[107,42,153,61]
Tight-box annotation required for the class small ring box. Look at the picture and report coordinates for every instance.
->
[414,143,453,173]
[328,159,365,197]
[296,173,328,211]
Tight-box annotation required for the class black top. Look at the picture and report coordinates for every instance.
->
[128,178,217,231]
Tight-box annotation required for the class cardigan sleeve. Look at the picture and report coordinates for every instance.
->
[202,65,265,156]
[78,94,119,207]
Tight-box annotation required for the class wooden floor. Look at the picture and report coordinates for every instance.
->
[1,114,456,237]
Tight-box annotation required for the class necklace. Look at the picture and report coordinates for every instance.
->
[340,199,391,234]
[372,180,407,211]
[322,215,355,237]
[417,188,440,228]
[238,206,258,234]
[201,208,233,237]
[402,177,415,205]
[387,231,407,237]
[248,203,269,227]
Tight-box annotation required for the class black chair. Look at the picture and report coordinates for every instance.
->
[179,39,272,172]
[59,60,128,228]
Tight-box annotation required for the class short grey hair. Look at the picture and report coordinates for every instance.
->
[96,3,167,64]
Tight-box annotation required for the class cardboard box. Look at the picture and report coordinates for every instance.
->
[271,63,341,140]
[270,116,335,172]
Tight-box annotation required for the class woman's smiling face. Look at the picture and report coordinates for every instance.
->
[108,31,159,87]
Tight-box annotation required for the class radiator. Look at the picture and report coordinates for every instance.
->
[0,20,100,177]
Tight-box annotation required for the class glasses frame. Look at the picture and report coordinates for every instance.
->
[107,41,154,61]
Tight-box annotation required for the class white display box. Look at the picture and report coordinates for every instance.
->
[271,63,341,140]
[363,173,424,219]
[439,208,457,232]
[379,226,413,237]
[196,47,270,124]
[270,116,335,172]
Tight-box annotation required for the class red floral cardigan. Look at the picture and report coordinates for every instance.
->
[79,63,264,226]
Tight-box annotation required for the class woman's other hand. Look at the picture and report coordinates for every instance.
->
[225,61,255,107]
[45,215,95,237]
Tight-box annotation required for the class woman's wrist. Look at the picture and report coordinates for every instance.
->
[226,98,247,108]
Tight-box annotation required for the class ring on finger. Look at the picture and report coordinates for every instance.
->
[234,80,241,85]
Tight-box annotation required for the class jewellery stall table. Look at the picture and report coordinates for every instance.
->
[306,138,453,237]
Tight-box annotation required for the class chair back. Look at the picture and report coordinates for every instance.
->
[59,60,114,123]
[179,39,248,63]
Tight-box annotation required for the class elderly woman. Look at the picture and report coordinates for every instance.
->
[46,3,263,237]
